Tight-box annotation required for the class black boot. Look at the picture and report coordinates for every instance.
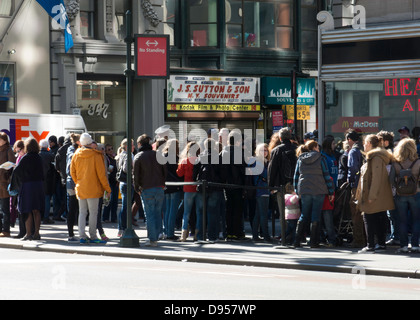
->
[310,221,320,248]
[293,220,306,248]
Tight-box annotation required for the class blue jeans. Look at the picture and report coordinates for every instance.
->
[103,182,119,222]
[395,193,420,247]
[118,182,133,231]
[387,199,400,242]
[141,187,165,242]
[321,210,337,245]
[44,195,52,219]
[182,192,200,231]
[195,191,222,241]
[252,196,270,240]
[164,191,182,238]
[299,194,325,224]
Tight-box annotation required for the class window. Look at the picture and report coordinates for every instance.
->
[163,0,179,47]
[81,83,101,100]
[188,0,218,47]
[0,0,13,16]
[301,0,317,54]
[323,78,420,142]
[226,0,294,49]
[80,0,97,39]
[115,0,131,41]
[0,63,15,112]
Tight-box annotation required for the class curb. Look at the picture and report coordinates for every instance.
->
[1,241,418,280]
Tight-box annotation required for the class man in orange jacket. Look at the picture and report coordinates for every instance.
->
[70,133,111,244]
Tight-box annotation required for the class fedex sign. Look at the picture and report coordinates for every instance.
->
[1,119,49,145]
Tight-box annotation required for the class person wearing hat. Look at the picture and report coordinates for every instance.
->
[304,132,314,143]
[345,129,365,248]
[153,125,171,151]
[70,133,111,244]
[398,126,410,141]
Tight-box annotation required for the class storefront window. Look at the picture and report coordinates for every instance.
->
[0,63,15,112]
[324,78,420,142]
[76,80,126,148]
[189,0,218,47]
[226,0,293,49]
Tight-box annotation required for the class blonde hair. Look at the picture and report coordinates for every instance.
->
[255,143,270,162]
[296,140,318,157]
[394,138,418,162]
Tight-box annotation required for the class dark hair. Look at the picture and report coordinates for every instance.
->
[138,134,152,146]
[0,132,9,146]
[13,140,24,152]
[322,136,335,156]
[24,137,40,154]
[377,130,394,149]
[345,129,360,142]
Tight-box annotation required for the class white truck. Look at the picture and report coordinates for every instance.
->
[0,113,87,145]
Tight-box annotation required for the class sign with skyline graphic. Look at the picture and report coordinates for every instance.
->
[262,77,315,105]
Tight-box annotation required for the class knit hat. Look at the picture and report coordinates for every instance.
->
[80,133,93,146]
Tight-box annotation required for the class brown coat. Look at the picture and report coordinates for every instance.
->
[356,148,395,214]
[0,144,16,199]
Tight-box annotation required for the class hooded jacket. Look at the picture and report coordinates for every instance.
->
[293,151,334,196]
[356,147,395,214]
[70,146,111,199]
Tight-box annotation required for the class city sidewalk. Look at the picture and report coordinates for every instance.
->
[0,218,419,279]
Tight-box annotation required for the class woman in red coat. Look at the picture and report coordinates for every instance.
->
[176,141,200,241]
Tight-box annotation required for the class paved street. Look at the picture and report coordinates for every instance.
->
[1,248,420,300]
[0,219,419,282]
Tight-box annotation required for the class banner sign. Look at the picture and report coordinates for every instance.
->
[167,104,260,112]
[262,77,316,105]
[286,105,311,120]
[135,35,170,79]
[167,75,260,104]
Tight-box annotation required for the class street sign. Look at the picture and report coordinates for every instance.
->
[135,34,170,79]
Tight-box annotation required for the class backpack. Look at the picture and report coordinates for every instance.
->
[281,149,297,184]
[396,159,419,196]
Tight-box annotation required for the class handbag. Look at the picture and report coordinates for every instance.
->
[116,167,127,183]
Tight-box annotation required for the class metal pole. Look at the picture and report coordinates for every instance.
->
[201,180,207,243]
[120,10,139,248]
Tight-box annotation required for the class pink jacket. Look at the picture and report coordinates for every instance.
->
[285,193,301,220]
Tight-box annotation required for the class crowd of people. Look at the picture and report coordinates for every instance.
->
[0,124,419,254]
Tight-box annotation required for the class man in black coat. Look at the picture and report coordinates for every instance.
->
[267,127,297,245]
[221,131,246,241]
[268,127,297,189]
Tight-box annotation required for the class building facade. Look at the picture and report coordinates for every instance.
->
[319,0,420,143]
[1,0,323,148]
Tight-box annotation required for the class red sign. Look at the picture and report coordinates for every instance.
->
[135,35,169,79]
[272,110,284,127]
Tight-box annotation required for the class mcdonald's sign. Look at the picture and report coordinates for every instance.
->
[331,116,380,133]
[342,120,350,128]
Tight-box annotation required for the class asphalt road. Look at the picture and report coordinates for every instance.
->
[1,248,419,301]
